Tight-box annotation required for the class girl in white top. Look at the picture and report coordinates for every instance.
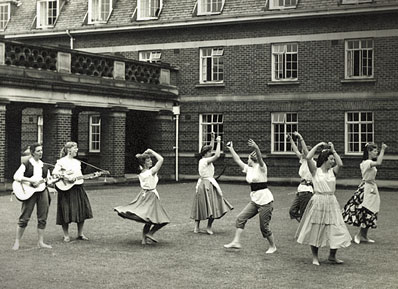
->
[287,132,315,222]
[342,142,387,244]
[296,142,351,265]
[114,149,170,245]
[191,133,233,234]
[224,139,277,254]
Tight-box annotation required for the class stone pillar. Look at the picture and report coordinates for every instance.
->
[43,103,75,166]
[0,101,8,183]
[100,107,127,178]
[5,104,22,180]
[149,110,174,180]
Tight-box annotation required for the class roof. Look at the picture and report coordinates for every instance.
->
[2,0,398,37]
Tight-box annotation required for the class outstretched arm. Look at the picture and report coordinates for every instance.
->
[206,136,222,164]
[294,132,309,157]
[248,139,265,168]
[288,133,301,159]
[329,142,343,175]
[226,141,246,170]
[144,149,164,174]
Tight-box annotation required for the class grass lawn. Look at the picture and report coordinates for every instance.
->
[0,182,397,289]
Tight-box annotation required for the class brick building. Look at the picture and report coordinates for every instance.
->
[1,0,397,184]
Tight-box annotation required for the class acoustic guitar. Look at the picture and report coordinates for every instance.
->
[12,175,61,201]
[55,171,110,191]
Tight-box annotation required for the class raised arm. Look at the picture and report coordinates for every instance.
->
[145,149,164,174]
[206,136,222,164]
[248,139,265,168]
[306,142,327,175]
[288,133,301,159]
[209,132,215,150]
[226,141,246,170]
[329,142,343,175]
[294,132,310,157]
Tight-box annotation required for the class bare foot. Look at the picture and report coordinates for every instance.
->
[38,242,52,249]
[206,228,214,235]
[223,242,241,249]
[145,234,158,243]
[193,228,199,234]
[312,259,320,266]
[141,238,147,245]
[12,241,20,251]
[266,246,277,254]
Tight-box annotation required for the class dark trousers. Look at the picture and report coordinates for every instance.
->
[289,191,312,221]
[18,189,50,229]
[236,201,273,238]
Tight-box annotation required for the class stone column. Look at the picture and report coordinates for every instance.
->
[43,103,75,166]
[0,100,8,183]
[100,106,127,178]
[5,104,22,180]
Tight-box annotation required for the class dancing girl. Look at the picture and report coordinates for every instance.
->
[115,149,170,244]
[295,141,351,265]
[191,133,233,234]
[287,132,314,222]
[342,142,388,244]
[224,139,277,254]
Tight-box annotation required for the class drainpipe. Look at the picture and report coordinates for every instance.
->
[66,29,74,49]
[172,105,180,182]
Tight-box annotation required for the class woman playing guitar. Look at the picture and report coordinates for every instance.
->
[52,142,100,243]
[12,143,52,250]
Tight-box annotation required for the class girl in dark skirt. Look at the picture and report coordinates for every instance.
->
[114,149,169,245]
[191,133,233,234]
[53,142,95,242]
[342,142,387,244]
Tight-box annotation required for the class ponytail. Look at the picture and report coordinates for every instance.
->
[60,142,77,158]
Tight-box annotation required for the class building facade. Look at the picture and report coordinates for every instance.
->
[1,0,398,183]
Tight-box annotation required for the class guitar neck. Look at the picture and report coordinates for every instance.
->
[76,173,98,180]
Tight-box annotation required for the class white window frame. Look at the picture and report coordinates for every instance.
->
[199,113,224,151]
[0,3,10,31]
[37,116,43,144]
[137,0,163,20]
[197,0,225,15]
[341,0,372,4]
[36,0,59,28]
[345,111,374,155]
[199,48,224,84]
[88,0,113,24]
[269,0,297,10]
[89,115,101,153]
[139,51,162,63]
[271,43,298,82]
[271,112,298,154]
[345,39,374,79]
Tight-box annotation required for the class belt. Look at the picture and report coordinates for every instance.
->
[300,179,313,187]
[250,182,268,192]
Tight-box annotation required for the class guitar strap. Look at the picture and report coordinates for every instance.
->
[77,159,109,173]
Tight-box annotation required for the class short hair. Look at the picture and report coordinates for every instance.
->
[29,143,42,155]
[363,142,378,160]
[316,149,333,168]
[199,145,212,158]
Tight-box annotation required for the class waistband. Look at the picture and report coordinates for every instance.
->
[250,182,268,192]
[314,191,334,196]
[300,179,313,186]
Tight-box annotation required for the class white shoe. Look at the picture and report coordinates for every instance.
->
[266,246,277,254]
[354,235,360,244]
[223,242,241,249]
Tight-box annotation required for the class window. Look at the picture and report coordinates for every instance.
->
[271,112,298,153]
[37,0,58,28]
[137,0,162,20]
[342,0,372,4]
[345,112,374,154]
[345,39,373,79]
[89,115,101,152]
[200,48,224,83]
[0,3,10,30]
[197,0,225,15]
[199,114,224,150]
[272,43,298,81]
[269,0,297,10]
[88,0,112,24]
[37,116,43,144]
[139,51,162,63]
